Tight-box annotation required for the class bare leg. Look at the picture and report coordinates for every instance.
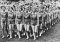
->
[17,24,21,39]
[9,24,12,39]
[26,25,29,39]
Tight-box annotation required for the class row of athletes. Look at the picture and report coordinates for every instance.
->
[1,11,58,40]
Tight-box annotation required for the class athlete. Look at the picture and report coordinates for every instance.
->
[31,12,38,40]
[1,12,6,38]
[24,12,31,39]
[8,12,14,39]
[16,12,23,39]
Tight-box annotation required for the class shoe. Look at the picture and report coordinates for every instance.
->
[22,33,25,35]
[44,30,45,32]
[19,37,21,39]
[30,35,33,37]
[2,36,5,38]
[9,37,12,39]
[7,35,9,37]
[15,34,17,37]
[52,24,53,26]
[34,38,36,40]
[47,28,48,30]
[39,34,41,36]
[36,35,38,38]
[54,23,55,24]
[26,37,29,39]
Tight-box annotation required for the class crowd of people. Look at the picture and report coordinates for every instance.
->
[0,0,60,40]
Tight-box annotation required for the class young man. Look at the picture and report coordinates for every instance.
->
[24,12,31,39]
[31,12,38,40]
[43,14,48,30]
[16,12,23,39]
[1,12,6,38]
[1,6,7,38]
[8,12,14,39]
[38,14,42,36]
[11,12,16,38]
[5,12,9,37]
[38,13,46,37]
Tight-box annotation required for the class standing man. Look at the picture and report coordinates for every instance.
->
[8,12,14,39]
[5,12,9,37]
[37,14,42,36]
[31,12,38,40]
[11,12,16,37]
[1,12,6,38]
[1,6,7,38]
[24,12,31,39]
[16,12,23,39]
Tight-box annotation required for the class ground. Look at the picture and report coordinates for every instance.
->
[0,16,60,42]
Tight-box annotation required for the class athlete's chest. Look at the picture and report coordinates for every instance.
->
[31,15,37,20]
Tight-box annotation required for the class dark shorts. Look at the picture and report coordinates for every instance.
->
[10,21,12,24]
[18,21,21,24]
[10,20,15,24]
[2,19,6,23]
[25,20,30,25]
[3,21,6,23]
[46,23,50,27]
[32,23,37,26]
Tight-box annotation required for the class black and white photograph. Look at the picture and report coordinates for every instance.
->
[0,0,60,42]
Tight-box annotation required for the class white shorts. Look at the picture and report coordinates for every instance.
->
[17,23,22,31]
[9,24,14,34]
[31,25,38,32]
[24,24,29,31]
[9,24,14,31]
